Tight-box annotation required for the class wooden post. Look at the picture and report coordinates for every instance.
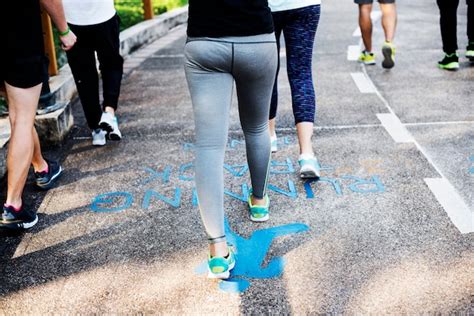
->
[143,0,154,20]
[40,7,58,76]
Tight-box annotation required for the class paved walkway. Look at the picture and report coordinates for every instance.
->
[1,0,473,314]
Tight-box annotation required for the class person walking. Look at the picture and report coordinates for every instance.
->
[0,0,76,230]
[185,0,277,278]
[268,0,322,179]
[356,0,397,69]
[63,0,123,146]
[437,0,474,70]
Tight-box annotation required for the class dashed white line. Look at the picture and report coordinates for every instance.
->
[376,113,415,143]
[347,45,361,61]
[350,72,377,93]
[424,178,473,234]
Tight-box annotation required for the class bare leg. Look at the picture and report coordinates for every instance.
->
[380,3,397,42]
[359,4,374,52]
[5,83,43,208]
[210,241,229,257]
[269,118,276,137]
[296,122,314,156]
[104,106,115,116]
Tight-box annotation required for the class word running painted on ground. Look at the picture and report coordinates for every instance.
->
[90,157,386,213]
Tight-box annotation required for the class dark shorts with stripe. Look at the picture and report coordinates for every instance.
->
[0,0,48,89]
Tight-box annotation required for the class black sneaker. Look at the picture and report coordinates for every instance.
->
[0,204,38,230]
[34,159,63,190]
[438,53,459,70]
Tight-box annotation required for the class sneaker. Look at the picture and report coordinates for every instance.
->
[92,129,107,146]
[298,154,321,179]
[35,159,63,190]
[99,112,122,141]
[438,53,459,70]
[248,189,270,222]
[382,42,395,69]
[207,246,236,279]
[271,135,278,153]
[358,51,376,65]
[466,42,474,61]
[0,204,38,230]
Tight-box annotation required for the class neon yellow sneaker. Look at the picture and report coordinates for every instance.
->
[438,53,459,70]
[358,51,376,65]
[466,42,474,61]
[382,41,395,69]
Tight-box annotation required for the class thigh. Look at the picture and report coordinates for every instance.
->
[283,6,320,76]
[233,42,278,128]
[94,15,123,66]
[184,40,234,147]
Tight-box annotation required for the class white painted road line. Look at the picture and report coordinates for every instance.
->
[353,27,361,37]
[425,178,473,234]
[377,113,415,143]
[347,45,361,61]
[351,72,377,93]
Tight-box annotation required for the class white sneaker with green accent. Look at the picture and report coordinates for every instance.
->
[92,129,107,146]
[298,154,321,179]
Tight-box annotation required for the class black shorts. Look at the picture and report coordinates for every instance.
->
[355,0,395,3]
[0,0,48,89]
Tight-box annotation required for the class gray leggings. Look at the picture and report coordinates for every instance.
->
[184,34,277,244]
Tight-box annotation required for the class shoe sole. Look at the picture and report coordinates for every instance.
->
[108,133,122,141]
[250,213,269,222]
[36,166,63,190]
[359,60,376,65]
[0,215,38,230]
[300,169,321,179]
[207,259,236,279]
[438,63,459,70]
[92,139,106,146]
[382,46,395,69]
[99,122,114,133]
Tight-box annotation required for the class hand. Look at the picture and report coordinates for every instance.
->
[60,30,77,51]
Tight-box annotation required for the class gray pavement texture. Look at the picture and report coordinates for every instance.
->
[1,0,473,314]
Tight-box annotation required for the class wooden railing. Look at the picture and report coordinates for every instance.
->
[41,0,155,76]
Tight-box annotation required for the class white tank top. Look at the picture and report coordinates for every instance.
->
[268,0,321,12]
[63,0,116,26]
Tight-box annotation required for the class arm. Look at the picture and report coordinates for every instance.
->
[39,0,77,51]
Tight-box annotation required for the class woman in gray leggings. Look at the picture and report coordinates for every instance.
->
[185,1,277,278]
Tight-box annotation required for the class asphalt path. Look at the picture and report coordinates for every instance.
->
[0,0,473,313]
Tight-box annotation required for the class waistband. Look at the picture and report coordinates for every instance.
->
[187,33,276,44]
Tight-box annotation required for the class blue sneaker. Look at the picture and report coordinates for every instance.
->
[208,246,236,279]
[298,154,321,179]
[248,189,270,222]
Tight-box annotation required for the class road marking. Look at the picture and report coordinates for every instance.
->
[424,178,473,234]
[347,45,361,61]
[353,27,361,37]
[351,72,377,93]
[377,113,415,143]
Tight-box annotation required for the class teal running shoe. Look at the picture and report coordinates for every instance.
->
[271,135,278,153]
[207,246,236,279]
[298,154,321,179]
[248,190,270,222]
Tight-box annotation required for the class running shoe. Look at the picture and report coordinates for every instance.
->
[382,41,395,69]
[99,112,122,141]
[0,204,38,230]
[248,189,270,222]
[466,42,474,61]
[207,246,236,279]
[438,53,459,70]
[92,128,107,146]
[298,154,321,179]
[271,135,278,153]
[358,51,376,65]
[35,159,63,190]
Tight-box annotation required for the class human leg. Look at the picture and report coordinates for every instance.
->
[359,3,374,52]
[184,39,234,259]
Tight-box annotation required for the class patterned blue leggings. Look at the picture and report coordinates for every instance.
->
[270,5,321,124]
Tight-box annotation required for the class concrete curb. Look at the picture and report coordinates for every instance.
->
[0,6,189,177]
